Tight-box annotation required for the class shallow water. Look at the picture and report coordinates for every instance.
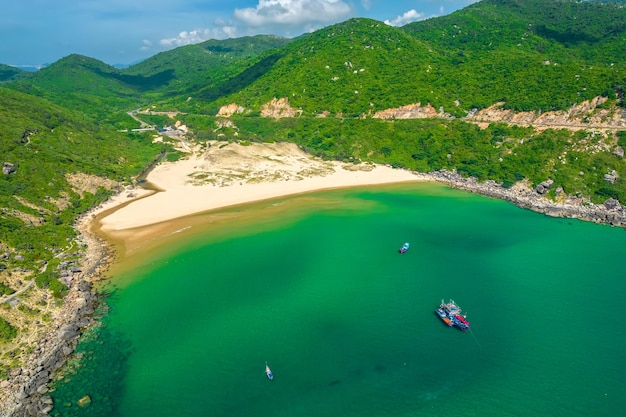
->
[50,183,626,416]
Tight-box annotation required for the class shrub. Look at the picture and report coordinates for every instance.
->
[0,317,17,342]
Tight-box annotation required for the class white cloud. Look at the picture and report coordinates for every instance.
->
[160,28,232,47]
[234,0,352,26]
[384,10,425,27]
[140,39,152,51]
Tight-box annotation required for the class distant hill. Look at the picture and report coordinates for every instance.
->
[123,35,292,96]
[5,36,291,121]
[0,64,27,83]
[0,0,624,260]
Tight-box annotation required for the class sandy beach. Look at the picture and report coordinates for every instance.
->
[99,141,423,232]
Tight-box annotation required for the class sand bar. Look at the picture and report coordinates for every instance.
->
[99,141,423,231]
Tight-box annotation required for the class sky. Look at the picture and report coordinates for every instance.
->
[1,0,479,68]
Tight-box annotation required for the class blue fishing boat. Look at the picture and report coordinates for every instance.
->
[265,362,274,380]
[399,242,410,254]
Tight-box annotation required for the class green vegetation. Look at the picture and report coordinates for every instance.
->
[0,317,17,342]
[0,64,27,83]
[0,282,15,296]
[0,86,166,276]
[401,0,626,113]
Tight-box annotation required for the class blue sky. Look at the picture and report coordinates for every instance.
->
[1,0,479,67]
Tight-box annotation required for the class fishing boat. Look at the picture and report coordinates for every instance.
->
[435,299,470,331]
[435,304,453,327]
[399,242,410,253]
[265,362,274,380]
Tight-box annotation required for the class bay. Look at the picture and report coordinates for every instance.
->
[50,182,626,417]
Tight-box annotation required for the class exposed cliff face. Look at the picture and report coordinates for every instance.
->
[216,103,245,117]
[217,98,303,119]
[260,97,302,119]
[372,103,452,120]
[370,97,626,130]
[220,96,625,130]
[464,97,626,130]
[65,173,119,198]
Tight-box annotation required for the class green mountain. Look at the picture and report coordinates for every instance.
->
[401,0,626,111]
[197,18,443,117]
[123,35,292,97]
[7,1,624,118]
[196,0,625,116]
[6,36,291,125]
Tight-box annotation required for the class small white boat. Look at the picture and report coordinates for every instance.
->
[265,362,274,380]
[399,242,410,254]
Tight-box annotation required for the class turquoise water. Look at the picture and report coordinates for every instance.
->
[51,183,626,416]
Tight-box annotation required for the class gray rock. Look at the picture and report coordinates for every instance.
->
[57,324,79,341]
[604,170,618,184]
[604,198,621,210]
[17,388,29,400]
[3,162,16,175]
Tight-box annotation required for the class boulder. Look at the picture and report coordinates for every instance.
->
[78,395,91,407]
[604,170,618,184]
[57,324,79,341]
[536,184,548,194]
[604,198,621,210]
[3,162,16,175]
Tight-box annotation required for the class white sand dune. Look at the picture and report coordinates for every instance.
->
[99,141,424,231]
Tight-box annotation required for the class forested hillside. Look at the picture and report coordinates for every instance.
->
[402,0,626,111]
[0,87,164,299]
[6,36,291,125]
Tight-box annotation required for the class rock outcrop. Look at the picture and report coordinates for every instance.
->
[260,97,301,119]
[429,170,626,228]
[464,97,626,129]
[372,103,451,119]
[217,103,245,117]
[3,162,16,175]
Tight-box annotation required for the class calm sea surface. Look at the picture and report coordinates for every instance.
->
[50,182,626,417]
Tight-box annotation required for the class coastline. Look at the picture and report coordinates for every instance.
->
[2,140,625,416]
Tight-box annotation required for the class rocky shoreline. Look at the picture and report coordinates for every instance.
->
[0,212,112,417]
[428,170,626,228]
[1,170,624,417]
